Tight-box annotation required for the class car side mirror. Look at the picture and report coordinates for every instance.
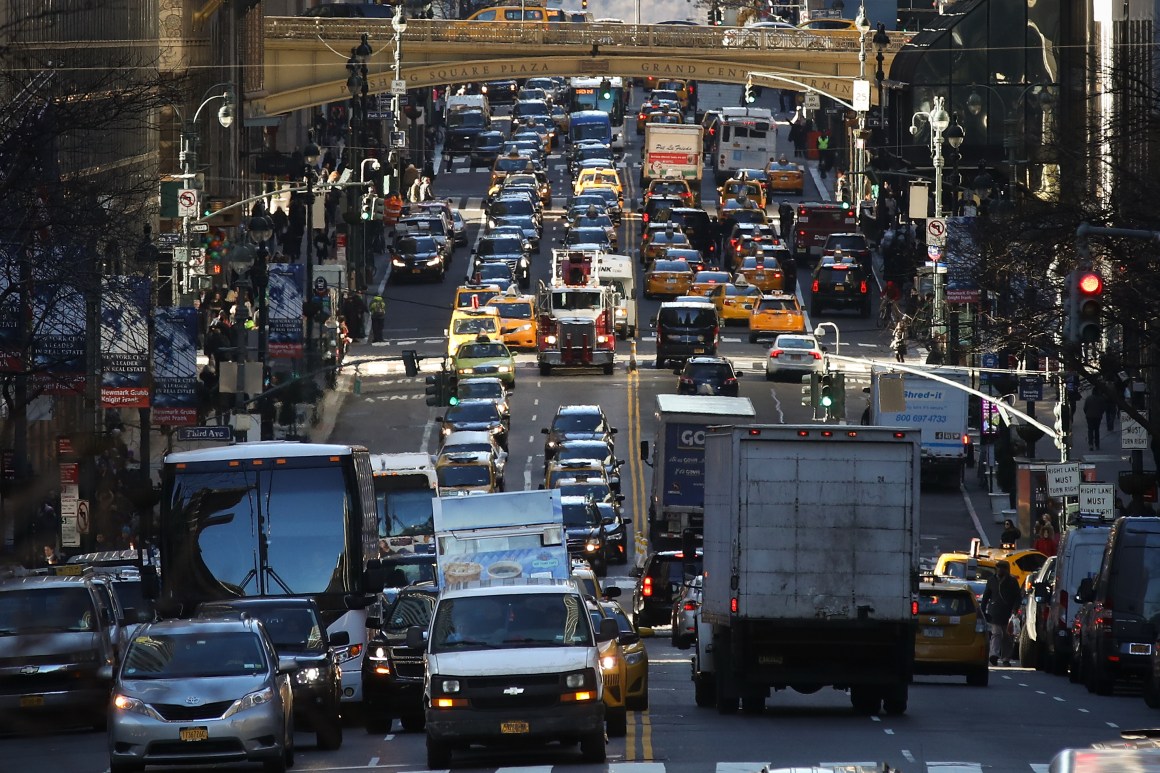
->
[328,630,351,647]
[735,371,744,378]
[363,567,387,594]
[618,630,640,646]
[639,440,650,462]
[119,607,137,625]
[541,427,550,434]
[406,626,427,650]
[603,586,622,599]
[1076,577,1095,604]
[649,317,657,327]
[277,656,300,674]
[596,617,619,642]
[345,594,372,610]
[616,494,626,503]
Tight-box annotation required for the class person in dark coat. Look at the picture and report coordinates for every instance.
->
[1083,390,1107,450]
[981,560,1021,666]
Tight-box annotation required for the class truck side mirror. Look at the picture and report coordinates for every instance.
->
[541,427,550,434]
[406,626,427,650]
[1076,577,1095,604]
[363,566,387,593]
[328,630,351,647]
[639,440,650,461]
[596,617,619,642]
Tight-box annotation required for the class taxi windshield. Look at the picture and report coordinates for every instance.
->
[452,317,498,334]
[456,291,499,308]
[437,465,492,488]
[491,302,533,319]
[757,298,795,312]
[457,343,509,359]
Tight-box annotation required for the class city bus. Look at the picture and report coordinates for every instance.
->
[568,76,627,151]
[713,106,777,184]
[156,442,378,705]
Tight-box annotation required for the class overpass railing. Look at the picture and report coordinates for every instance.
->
[265,18,909,54]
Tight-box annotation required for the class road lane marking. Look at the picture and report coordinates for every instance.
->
[927,765,984,773]
[1078,707,1089,712]
[612,764,665,773]
[1053,696,1065,701]
[716,763,770,773]
[496,767,553,773]
[642,712,654,761]
[626,708,636,761]
[1107,721,1119,728]
[870,715,881,722]
[884,728,894,735]
[901,750,916,763]
[370,757,380,766]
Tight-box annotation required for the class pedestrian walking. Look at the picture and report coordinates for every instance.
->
[369,295,387,343]
[418,176,433,202]
[1083,390,1107,450]
[980,559,1020,666]
[778,199,795,247]
[816,130,831,177]
[1000,518,1022,546]
[402,164,420,195]
[407,175,423,204]
[891,320,907,363]
[1034,524,1058,557]
[1104,392,1117,431]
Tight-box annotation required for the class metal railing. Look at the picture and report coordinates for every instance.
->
[265,18,909,55]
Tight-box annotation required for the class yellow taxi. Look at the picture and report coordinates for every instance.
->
[646,110,685,129]
[486,293,538,350]
[735,257,784,293]
[935,545,1048,588]
[601,600,651,711]
[652,78,689,109]
[765,156,805,195]
[643,258,695,299]
[434,451,502,495]
[587,598,628,737]
[489,151,538,189]
[707,280,761,323]
[747,293,806,342]
[453,282,504,309]
[687,270,732,297]
[573,167,623,203]
[640,223,691,265]
[446,306,501,357]
[718,174,767,214]
[636,101,665,134]
[644,177,696,207]
[915,578,990,686]
[545,459,608,490]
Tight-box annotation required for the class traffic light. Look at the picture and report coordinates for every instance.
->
[402,349,419,378]
[819,373,835,411]
[599,78,611,101]
[424,372,445,406]
[802,372,819,415]
[1066,269,1103,345]
[830,371,846,421]
[744,77,756,105]
[360,193,373,221]
[1052,401,1067,451]
[371,197,385,221]
[581,0,587,8]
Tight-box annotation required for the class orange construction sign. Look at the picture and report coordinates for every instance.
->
[383,194,403,225]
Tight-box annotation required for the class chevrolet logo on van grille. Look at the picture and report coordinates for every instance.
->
[503,687,525,695]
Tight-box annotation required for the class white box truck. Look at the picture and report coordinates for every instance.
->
[642,123,704,203]
[640,394,755,550]
[693,425,920,716]
[870,367,970,486]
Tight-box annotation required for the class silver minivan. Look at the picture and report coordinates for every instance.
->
[1044,518,1111,675]
[108,615,296,773]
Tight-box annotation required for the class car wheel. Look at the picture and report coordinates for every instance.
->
[400,713,426,732]
[110,761,144,773]
[364,707,393,734]
[264,750,288,773]
[1068,652,1083,683]
[626,680,649,711]
[765,369,774,381]
[1051,641,1071,676]
[966,666,989,686]
[748,333,757,343]
[715,686,739,715]
[539,362,552,376]
[654,355,664,369]
[849,687,881,715]
[693,672,715,708]
[580,729,607,762]
[882,685,908,715]
[860,301,871,318]
[1085,652,1114,695]
[426,736,452,768]
[603,362,614,375]
[1018,626,1037,668]
[741,692,764,715]
[607,706,627,737]
[316,711,344,750]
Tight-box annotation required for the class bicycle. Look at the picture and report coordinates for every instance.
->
[876,299,898,329]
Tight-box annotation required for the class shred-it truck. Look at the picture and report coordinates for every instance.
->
[693,425,920,716]
[869,367,970,486]
[416,489,615,767]
[639,394,756,549]
[641,123,704,204]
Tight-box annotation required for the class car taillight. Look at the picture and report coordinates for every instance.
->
[642,576,653,597]
[724,377,737,385]
[679,377,693,385]
[812,279,820,293]
[769,349,782,358]
[860,280,868,294]
[811,351,822,359]
[684,602,697,611]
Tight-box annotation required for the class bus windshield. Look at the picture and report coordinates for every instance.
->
[162,463,353,599]
[569,80,625,124]
[377,489,435,540]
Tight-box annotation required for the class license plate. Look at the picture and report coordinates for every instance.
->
[501,721,530,734]
[412,268,422,274]
[666,278,677,283]
[180,727,210,742]
[693,347,705,353]
[922,627,944,638]
[754,272,765,279]
[1130,642,1153,656]
[19,695,44,708]
[786,354,802,361]
[779,175,790,181]
[834,285,845,292]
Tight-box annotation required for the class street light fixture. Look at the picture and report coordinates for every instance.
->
[391,3,408,196]
[872,23,890,128]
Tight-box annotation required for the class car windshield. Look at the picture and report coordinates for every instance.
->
[452,316,498,335]
[757,298,795,312]
[496,156,534,173]
[474,133,502,148]
[653,557,703,588]
[457,343,509,359]
[477,265,513,282]
[437,464,492,488]
[398,237,437,254]
[1108,531,1160,622]
[376,557,437,585]
[0,587,96,634]
[552,412,603,433]
[478,238,523,256]
[490,301,532,319]
[456,291,500,308]
[245,607,325,652]
[491,199,535,217]
[660,307,716,326]
[384,593,436,633]
[685,362,732,379]
[777,336,815,349]
[694,272,730,284]
[941,560,997,580]
[458,381,505,400]
[558,443,610,463]
[447,401,500,422]
[604,603,634,634]
[828,236,866,250]
[652,260,690,273]
[123,631,268,678]
[562,502,599,527]
[919,591,975,616]
[448,111,486,129]
[111,580,154,623]
[557,482,612,501]
[430,593,592,651]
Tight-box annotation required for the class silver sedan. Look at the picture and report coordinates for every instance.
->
[765,333,824,381]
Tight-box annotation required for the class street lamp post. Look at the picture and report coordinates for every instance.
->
[872,23,890,133]
[301,132,322,379]
[244,208,273,439]
[177,84,236,300]
[391,5,408,197]
[850,2,871,205]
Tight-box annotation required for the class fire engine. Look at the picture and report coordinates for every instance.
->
[535,251,617,376]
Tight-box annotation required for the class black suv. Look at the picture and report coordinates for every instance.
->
[363,584,438,733]
[653,300,720,368]
[197,597,345,749]
[821,232,872,269]
[676,356,742,396]
[542,404,616,464]
[562,495,608,576]
[1074,516,1160,695]
[810,258,871,317]
[649,206,718,266]
[633,549,704,626]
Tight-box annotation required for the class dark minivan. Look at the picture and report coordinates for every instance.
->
[633,549,703,626]
[1074,516,1160,695]
[653,300,719,369]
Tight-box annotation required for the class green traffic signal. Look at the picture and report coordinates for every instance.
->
[448,394,459,406]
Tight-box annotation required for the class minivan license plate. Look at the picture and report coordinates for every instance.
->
[1129,642,1153,656]
[922,627,944,638]
[180,727,210,742]
[19,695,44,708]
[501,721,529,734]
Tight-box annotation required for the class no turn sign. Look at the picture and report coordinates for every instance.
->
[926,217,947,246]
[178,188,199,218]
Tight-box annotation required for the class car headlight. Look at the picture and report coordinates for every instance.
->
[497,365,511,373]
[545,335,557,345]
[615,308,627,317]
[392,259,405,267]
[585,538,601,552]
[427,258,442,266]
[295,667,323,685]
[223,686,274,718]
[596,335,608,344]
[369,646,389,661]
[565,671,592,689]
[599,654,618,671]
[440,679,461,694]
[113,694,162,719]
[625,651,645,666]
[514,324,532,333]
[333,643,363,665]
[458,368,469,375]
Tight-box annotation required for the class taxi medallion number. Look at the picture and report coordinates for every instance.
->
[180,726,210,742]
[922,627,944,638]
[501,721,530,734]
[20,695,44,708]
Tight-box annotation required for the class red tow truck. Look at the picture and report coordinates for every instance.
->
[535,251,617,376]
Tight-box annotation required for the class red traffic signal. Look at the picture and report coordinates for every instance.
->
[1077,271,1102,295]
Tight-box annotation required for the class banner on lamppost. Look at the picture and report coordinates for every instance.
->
[100,276,151,408]
[152,307,199,426]
[32,279,87,395]
[0,248,22,372]
[267,264,304,358]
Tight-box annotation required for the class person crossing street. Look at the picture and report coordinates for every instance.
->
[369,295,386,343]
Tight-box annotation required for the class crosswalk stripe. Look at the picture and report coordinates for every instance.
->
[715,762,768,773]
[611,764,666,773]
[496,766,555,773]
[926,764,984,773]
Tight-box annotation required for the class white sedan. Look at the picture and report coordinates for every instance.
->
[765,333,824,380]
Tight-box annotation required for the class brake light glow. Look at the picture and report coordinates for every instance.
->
[730,597,738,613]
[812,279,820,293]
[810,351,822,359]
[962,433,970,445]
[769,349,782,358]
[860,280,868,294]
[748,429,761,435]
[684,602,697,611]
[642,576,653,597]
[912,601,919,615]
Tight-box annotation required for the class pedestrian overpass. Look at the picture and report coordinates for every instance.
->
[256,18,906,118]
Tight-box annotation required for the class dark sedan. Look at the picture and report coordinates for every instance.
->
[389,234,445,282]
[475,235,530,288]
